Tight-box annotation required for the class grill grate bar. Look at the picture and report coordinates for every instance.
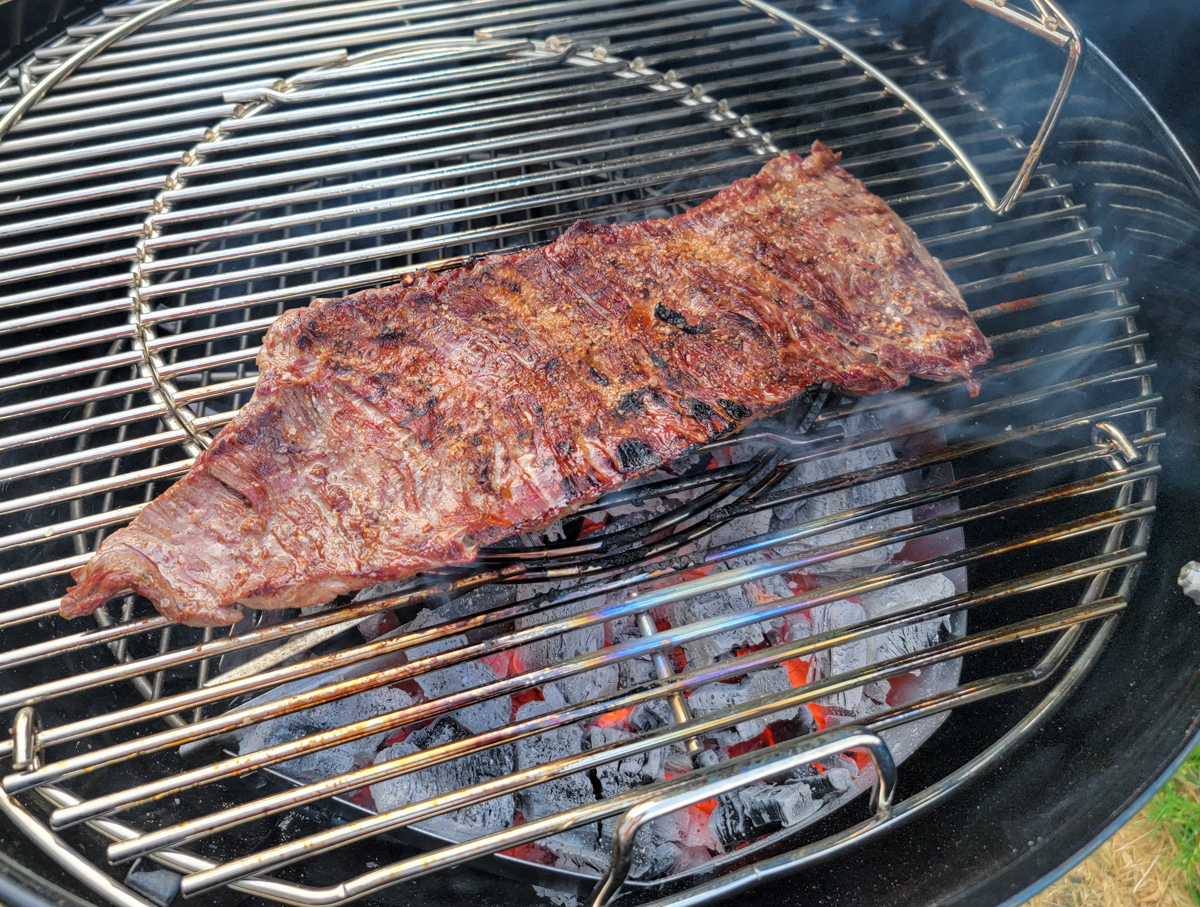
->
[15,592,1119,907]
[70,544,1145,843]
[1,454,1159,780]
[0,383,1159,634]
[133,162,1044,334]
[0,341,1154,584]
[33,0,734,70]
[0,1,1159,902]
[181,597,1130,899]
[0,427,189,485]
[0,200,163,243]
[0,50,346,109]
[149,119,756,221]
[0,349,143,396]
[143,144,762,269]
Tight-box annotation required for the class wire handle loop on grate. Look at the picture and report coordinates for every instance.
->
[1092,421,1142,470]
[9,707,42,772]
[589,728,897,907]
[742,0,1081,215]
[0,0,196,145]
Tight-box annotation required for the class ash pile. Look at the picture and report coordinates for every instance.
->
[226,413,960,885]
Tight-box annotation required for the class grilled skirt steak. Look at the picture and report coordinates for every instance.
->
[61,143,992,626]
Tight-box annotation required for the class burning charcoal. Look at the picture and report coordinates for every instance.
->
[516,598,619,704]
[666,591,763,669]
[807,764,855,799]
[662,553,796,668]
[634,841,684,880]
[687,666,799,740]
[863,679,891,706]
[370,719,515,839]
[618,653,657,689]
[810,599,869,710]
[860,573,956,664]
[231,683,416,784]
[629,699,672,733]
[709,781,817,844]
[513,686,595,823]
[608,614,643,645]
[701,503,774,550]
[558,665,620,706]
[767,415,911,571]
[539,834,611,875]
[597,812,687,881]
[589,724,668,798]
[400,608,511,734]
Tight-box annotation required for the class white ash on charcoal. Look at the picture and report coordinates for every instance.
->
[195,655,416,783]
[252,417,966,888]
[859,573,957,663]
[766,413,912,572]
[809,598,870,711]
[594,808,711,881]
[589,723,671,799]
[662,556,795,668]
[686,666,807,743]
[399,608,512,734]
[514,596,619,706]
[511,685,595,829]
[531,885,580,907]
[708,781,819,842]
[370,716,516,839]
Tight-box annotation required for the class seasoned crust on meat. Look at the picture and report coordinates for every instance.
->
[61,143,991,625]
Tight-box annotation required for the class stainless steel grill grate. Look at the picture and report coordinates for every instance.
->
[0,1,1158,906]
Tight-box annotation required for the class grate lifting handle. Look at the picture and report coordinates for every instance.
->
[744,0,1082,215]
[589,727,897,907]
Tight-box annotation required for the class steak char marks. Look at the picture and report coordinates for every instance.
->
[62,143,991,626]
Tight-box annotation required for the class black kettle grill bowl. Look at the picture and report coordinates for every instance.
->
[0,1,1198,906]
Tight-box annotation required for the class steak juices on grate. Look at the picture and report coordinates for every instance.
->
[61,143,991,626]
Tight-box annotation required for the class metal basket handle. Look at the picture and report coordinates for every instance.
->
[589,726,898,907]
[743,0,1082,215]
[2,0,1080,214]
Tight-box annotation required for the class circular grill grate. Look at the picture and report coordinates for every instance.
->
[0,1,1158,906]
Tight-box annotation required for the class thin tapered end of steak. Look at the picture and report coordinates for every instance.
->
[61,143,991,626]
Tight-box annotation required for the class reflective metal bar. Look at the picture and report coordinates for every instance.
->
[0,504,146,556]
[0,349,142,395]
[182,597,1126,898]
[84,548,1141,852]
[206,75,679,153]
[142,151,756,275]
[0,427,189,485]
[0,298,131,336]
[0,554,90,591]
[137,170,754,302]
[0,600,63,630]
[33,0,661,67]
[0,459,190,519]
[0,401,162,454]
[591,728,896,907]
[0,223,144,263]
[0,376,152,422]
[0,200,156,243]
[2,466,1156,790]
[0,0,196,144]
[174,96,725,182]
[0,50,345,112]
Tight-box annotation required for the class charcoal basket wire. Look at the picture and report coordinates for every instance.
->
[0,1,1159,906]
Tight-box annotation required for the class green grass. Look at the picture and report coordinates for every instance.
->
[1145,745,1200,903]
